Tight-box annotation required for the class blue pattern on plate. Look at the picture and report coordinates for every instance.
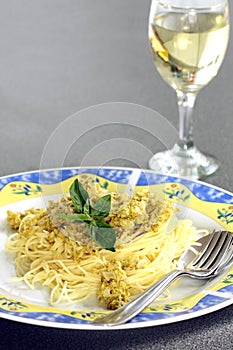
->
[1,283,232,326]
[137,172,233,204]
[1,167,233,203]
[0,168,133,190]
[0,308,87,324]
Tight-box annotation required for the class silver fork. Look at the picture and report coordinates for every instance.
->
[93,230,233,326]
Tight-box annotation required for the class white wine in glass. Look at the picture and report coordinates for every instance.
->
[148,0,230,179]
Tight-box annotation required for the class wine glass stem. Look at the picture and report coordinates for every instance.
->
[177,90,198,150]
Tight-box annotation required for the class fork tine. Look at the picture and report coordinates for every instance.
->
[197,232,230,269]
[191,231,222,267]
[207,232,233,270]
[193,231,233,270]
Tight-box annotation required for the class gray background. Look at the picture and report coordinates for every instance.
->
[0,1,233,349]
[0,0,233,190]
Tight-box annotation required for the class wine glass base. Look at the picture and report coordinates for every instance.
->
[148,145,219,180]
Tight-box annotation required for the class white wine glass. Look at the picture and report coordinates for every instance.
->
[148,0,230,179]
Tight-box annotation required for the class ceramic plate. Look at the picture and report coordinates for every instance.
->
[0,167,233,330]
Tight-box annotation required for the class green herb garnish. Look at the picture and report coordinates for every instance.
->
[58,179,116,251]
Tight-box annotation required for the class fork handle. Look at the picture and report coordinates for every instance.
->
[93,269,184,326]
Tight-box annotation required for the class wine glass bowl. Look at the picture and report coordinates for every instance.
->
[148,0,230,179]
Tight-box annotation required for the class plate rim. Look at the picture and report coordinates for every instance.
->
[1,165,233,197]
[1,165,233,330]
[0,296,233,330]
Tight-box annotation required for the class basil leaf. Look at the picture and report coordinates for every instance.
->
[58,179,116,251]
[70,179,89,213]
[91,194,111,217]
[83,198,91,216]
[86,220,116,251]
[57,212,92,222]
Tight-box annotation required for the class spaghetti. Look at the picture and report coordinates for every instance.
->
[6,179,198,310]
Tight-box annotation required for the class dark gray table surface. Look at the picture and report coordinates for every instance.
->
[0,1,233,349]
